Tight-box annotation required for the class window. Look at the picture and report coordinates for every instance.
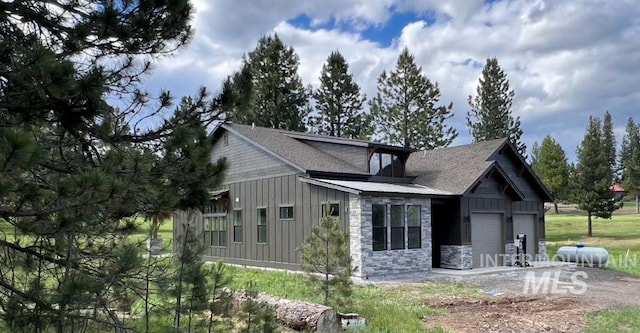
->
[279,206,294,219]
[372,204,387,251]
[223,133,229,146]
[204,199,227,247]
[407,206,421,249]
[390,205,405,250]
[369,152,404,177]
[233,209,242,242]
[369,153,381,176]
[321,202,340,217]
[257,208,267,243]
[371,204,422,251]
[204,200,226,214]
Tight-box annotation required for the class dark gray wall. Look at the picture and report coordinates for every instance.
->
[305,141,368,172]
[445,150,546,248]
[174,174,350,270]
[210,130,299,183]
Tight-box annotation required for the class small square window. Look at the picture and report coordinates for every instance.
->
[321,203,340,217]
[279,206,294,219]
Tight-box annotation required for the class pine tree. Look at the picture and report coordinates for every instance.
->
[466,57,525,155]
[619,117,639,179]
[620,117,640,213]
[309,51,372,140]
[532,135,569,214]
[370,48,457,149]
[602,111,617,172]
[0,1,226,331]
[573,116,616,237]
[530,141,541,166]
[299,215,355,308]
[227,34,309,131]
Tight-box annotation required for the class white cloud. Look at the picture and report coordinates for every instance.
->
[143,0,640,161]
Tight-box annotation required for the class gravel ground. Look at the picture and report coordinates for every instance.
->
[406,265,639,332]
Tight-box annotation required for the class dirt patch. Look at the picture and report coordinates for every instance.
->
[425,295,590,333]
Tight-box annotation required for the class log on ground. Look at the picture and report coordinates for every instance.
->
[233,291,341,332]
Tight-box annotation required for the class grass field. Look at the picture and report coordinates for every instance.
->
[545,213,640,276]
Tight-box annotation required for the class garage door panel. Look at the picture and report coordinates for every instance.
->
[471,213,503,268]
[513,215,536,257]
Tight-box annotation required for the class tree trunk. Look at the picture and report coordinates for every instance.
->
[554,202,559,214]
[233,292,341,332]
[587,211,593,237]
[636,195,639,214]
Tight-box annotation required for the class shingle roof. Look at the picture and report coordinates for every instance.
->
[406,138,508,195]
[223,123,368,175]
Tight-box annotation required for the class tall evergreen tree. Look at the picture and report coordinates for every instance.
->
[619,117,639,179]
[620,117,640,212]
[226,34,309,131]
[466,57,525,155]
[532,135,569,214]
[530,141,541,166]
[308,51,372,140]
[370,48,457,149]
[573,116,615,237]
[602,111,617,172]
[0,1,226,331]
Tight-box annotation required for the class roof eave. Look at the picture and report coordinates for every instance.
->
[496,140,555,202]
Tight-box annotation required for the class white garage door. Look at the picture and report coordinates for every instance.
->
[513,214,536,259]
[471,213,503,268]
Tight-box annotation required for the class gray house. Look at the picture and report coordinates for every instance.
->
[173,123,552,279]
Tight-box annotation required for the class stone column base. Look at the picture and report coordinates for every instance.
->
[440,245,472,270]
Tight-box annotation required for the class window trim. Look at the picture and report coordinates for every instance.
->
[321,201,341,218]
[256,206,268,244]
[233,208,243,243]
[279,205,294,220]
[371,203,422,251]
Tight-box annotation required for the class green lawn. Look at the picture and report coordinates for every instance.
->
[545,214,640,276]
[225,266,469,333]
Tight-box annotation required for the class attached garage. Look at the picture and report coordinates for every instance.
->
[513,214,536,259]
[471,213,503,268]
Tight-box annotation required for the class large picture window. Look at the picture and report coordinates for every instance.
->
[372,204,387,251]
[257,207,267,243]
[371,204,422,251]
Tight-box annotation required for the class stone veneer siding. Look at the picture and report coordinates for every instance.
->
[538,240,547,261]
[349,194,431,279]
[440,245,473,270]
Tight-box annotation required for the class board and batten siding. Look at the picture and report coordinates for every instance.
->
[304,141,369,172]
[174,174,350,270]
[210,130,299,183]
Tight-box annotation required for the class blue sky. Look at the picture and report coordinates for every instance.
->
[144,0,640,162]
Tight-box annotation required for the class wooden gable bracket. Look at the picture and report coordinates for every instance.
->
[501,182,511,194]
[367,147,377,161]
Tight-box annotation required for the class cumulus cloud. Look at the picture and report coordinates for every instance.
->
[143,0,640,161]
